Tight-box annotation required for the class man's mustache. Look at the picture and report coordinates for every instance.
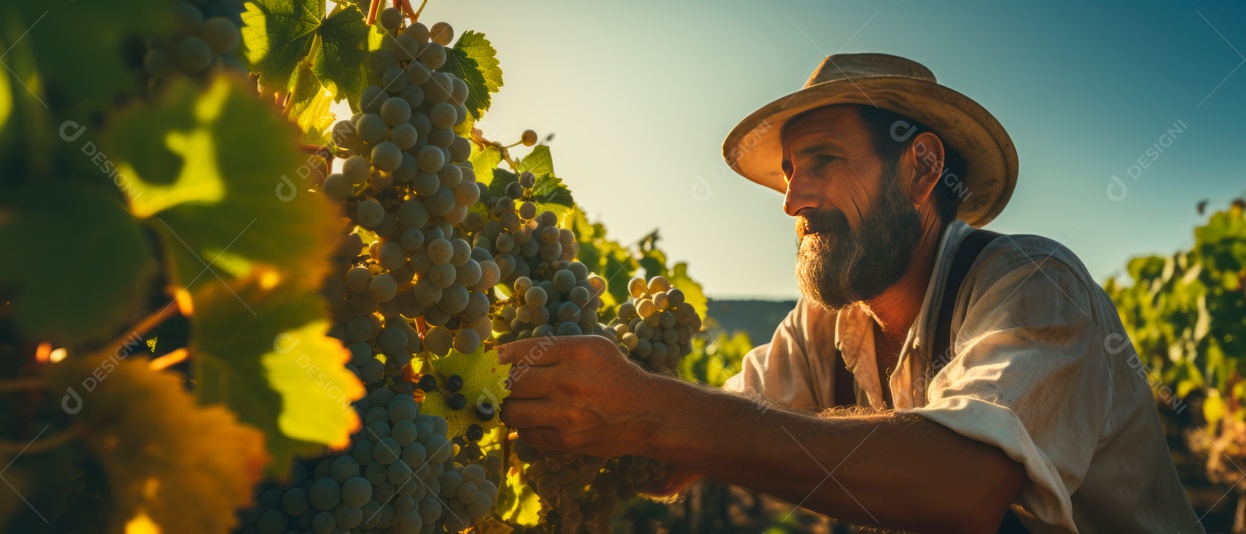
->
[797,209,850,239]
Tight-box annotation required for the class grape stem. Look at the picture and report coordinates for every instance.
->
[411,0,429,22]
[0,426,84,455]
[0,377,44,393]
[366,0,382,26]
[99,304,180,362]
[396,0,418,21]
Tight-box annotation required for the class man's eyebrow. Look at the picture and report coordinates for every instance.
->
[795,142,846,157]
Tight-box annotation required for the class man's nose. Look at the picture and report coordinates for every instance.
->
[783,169,821,217]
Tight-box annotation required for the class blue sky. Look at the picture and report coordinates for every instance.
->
[374,0,1246,299]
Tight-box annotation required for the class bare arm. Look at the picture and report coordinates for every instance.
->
[498,336,1024,533]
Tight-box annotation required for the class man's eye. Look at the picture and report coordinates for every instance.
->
[817,155,838,165]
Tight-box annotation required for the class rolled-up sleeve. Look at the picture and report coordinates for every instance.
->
[901,245,1111,533]
[722,300,837,411]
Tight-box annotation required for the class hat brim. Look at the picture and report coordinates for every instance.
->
[723,76,1017,227]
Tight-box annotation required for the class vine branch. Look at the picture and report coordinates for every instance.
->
[0,377,44,393]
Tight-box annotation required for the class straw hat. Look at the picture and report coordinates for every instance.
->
[722,53,1017,227]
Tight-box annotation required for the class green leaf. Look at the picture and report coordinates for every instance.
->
[439,30,503,122]
[288,63,337,145]
[667,262,708,321]
[0,183,157,347]
[469,143,502,187]
[107,78,344,291]
[528,174,575,225]
[9,0,173,112]
[240,0,371,102]
[497,465,541,526]
[191,274,365,472]
[240,0,323,93]
[421,346,512,438]
[311,4,370,102]
[517,145,554,177]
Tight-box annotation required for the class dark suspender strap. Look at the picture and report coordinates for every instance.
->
[931,228,1002,370]
[930,228,1029,534]
[833,345,856,406]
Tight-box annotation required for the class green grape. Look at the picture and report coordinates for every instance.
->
[395,34,420,62]
[405,61,431,85]
[415,145,445,173]
[424,325,453,356]
[552,269,576,294]
[418,41,446,70]
[379,6,403,31]
[430,21,454,46]
[322,173,354,201]
[453,328,480,353]
[359,86,387,114]
[428,263,457,289]
[438,283,469,313]
[309,477,341,511]
[424,186,456,217]
[378,326,408,356]
[381,96,412,127]
[382,66,409,93]
[423,72,452,103]
[521,129,538,147]
[355,113,388,145]
[201,16,240,54]
[370,273,398,302]
[402,21,430,45]
[426,238,452,265]
[174,35,213,72]
[451,77,469,104]
[411,171,440,197]
[355,198,385,228]
[429,102,457,129]
[437,163,462,189]
[281,487,310,516]
[370,141,402,173]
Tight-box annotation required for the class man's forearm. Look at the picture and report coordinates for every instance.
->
[634,375,1023,533]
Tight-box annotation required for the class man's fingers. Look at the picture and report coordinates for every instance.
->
[515,427,567,452]
[505,365,563,399]
[496,337,565,367]
[500,398,561,428]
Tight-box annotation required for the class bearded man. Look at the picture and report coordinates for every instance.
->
[497,53,1202,533]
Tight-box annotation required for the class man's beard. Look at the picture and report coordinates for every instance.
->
[795,173,923,311]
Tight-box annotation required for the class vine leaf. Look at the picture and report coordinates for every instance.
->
[497,467,541,526]
[440,30,503,135]
[469,143,502,187]
[0,183,157,347]
[8,0,173,112]
[46,354,269,534]
[107,78,343,292]
[240,0,370,101]
[420,346,511,438]
[288,63,337,145]
[485,146,575,225]
[190,273,365,473]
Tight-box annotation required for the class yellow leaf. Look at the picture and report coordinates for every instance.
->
[421,346,511,438]
[47,354,268,534]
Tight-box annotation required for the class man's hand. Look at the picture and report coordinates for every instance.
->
[496,335,659,458]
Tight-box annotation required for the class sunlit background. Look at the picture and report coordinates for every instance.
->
[338,0,1246,300]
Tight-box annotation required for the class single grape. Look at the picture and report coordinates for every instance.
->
[359,85,387,114]
[453,328,480,353]
[445,374,464,393]
[424,325,453,356]
[174,36,213,73]
[355,198,385,228]
[379,6,403,31]
[201,16,240,54]
[355,113,388,145]
[417,41,447,70]
[369,141,401,173]
[521,129,538,147]
[322,172,354,201]
[430,21,454,46]
[446,392,467,410]
[309,477,342,511]
[417,374,438,391]
[380,96,412,127]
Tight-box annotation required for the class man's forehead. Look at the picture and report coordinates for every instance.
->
[781,105,865,151]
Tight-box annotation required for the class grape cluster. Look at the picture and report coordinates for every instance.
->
[318,9,498,388]
[607,276,700,372]
[141,0,246,96]
[237,388,504,533]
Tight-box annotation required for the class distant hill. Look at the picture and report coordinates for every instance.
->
[705,299,798,347]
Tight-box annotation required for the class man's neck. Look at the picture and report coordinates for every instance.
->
[860,216,947,348]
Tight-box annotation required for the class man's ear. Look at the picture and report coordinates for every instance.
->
[901,131,945,205]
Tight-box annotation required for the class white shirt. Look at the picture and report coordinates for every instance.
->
[723,219,1204,533]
